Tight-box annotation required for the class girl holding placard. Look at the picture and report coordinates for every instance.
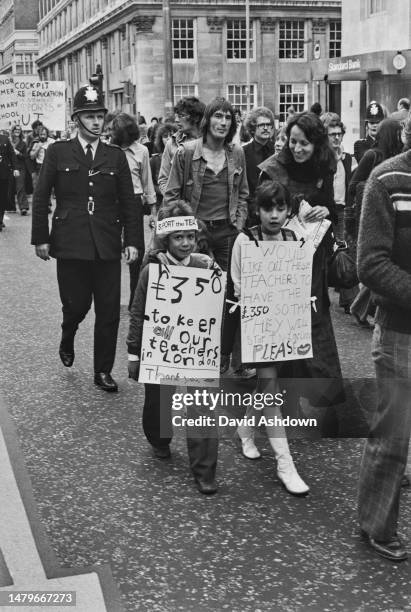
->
[230,181,309,496]
[127,200,221,495]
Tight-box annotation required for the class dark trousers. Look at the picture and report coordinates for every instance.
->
[358,324,411,541]
[143,383,218,483]
[128,195,145,309]
[15,170,28,211]
[204,221,239,363]
[56,258,121,373]
[0,178,9,224]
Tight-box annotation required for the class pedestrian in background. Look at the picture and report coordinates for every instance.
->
[274,126,287,155]
[354,101,385,163]
[390,97,410,124]
[110,112,156,309]
[321,113,356,314]
[357,113,411,563]
[348,118,403,328]
[29,126,54,193]
[243,106,275,227]
[26,120,44,193]
[0,131,19,231]
[150,122,177,210]
[158,96,205,195]
[31,85,141,392]
[10,125,29,215]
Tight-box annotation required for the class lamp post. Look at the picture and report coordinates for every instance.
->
[245,0,250,113]
[163,0,174,119]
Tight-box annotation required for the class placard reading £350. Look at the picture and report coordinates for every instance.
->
[139,264,226,385]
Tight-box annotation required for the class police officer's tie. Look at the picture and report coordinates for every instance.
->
[85,143,93,167]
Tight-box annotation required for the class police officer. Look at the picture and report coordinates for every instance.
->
[31,85,142,392]
[0,132,19,231]
[354,101,385,163]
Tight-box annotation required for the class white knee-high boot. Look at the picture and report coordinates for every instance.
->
[265,406,309,495]
[268,435,309,495]
[236,405,261,459]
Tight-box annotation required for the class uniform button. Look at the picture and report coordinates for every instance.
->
[89,182,93,186]
[66,168,69,171]
[110,172,114,175]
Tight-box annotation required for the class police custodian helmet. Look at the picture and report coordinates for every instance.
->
[71,85,107,118]
[365,100,384,123]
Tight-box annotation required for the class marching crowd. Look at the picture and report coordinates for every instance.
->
[1,83,411,563]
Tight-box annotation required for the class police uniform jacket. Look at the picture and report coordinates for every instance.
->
[31,137,142,260]
[353,135,374,164]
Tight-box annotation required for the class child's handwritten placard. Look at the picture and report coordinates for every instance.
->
[139,264,226,385]
[240,241,314,363]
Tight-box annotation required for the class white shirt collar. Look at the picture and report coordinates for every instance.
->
[166,251,191,266]
[77,134,99,156]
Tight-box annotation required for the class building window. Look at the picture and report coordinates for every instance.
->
[279,20,305,61]
[279,83,306,124]
[172,18,195,61]
[173,84,198,103]
[227,84,256,113]
[329,21,341,58]
[15,53,35,75]
[113,90,124,110]
[369,0,386,14]
[226,19,255,61]
[15,54,24,75]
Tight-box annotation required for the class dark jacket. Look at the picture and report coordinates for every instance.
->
[12,140,28,171]
[243,138,275,198]
[353,135,375,164]
[358,150,411,333]
[0,134,16,179]
[31,137,142,260]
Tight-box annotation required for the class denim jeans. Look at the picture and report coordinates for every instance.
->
[358,323,411,540]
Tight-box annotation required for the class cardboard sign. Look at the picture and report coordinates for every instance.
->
[240,240,314,363]
[0,77,66,131]
[0,77,19,128]
[139,264,226,385]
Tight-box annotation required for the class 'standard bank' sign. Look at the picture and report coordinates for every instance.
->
[328,57,361,73]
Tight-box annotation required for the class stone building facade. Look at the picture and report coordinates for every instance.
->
[0,0,39,76]
[36,0,341,123]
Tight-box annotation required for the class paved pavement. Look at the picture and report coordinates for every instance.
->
[0,211,410,612]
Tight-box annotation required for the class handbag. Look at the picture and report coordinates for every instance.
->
[328,241,358,289]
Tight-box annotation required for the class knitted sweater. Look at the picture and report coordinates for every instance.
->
[357,150,411,333]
